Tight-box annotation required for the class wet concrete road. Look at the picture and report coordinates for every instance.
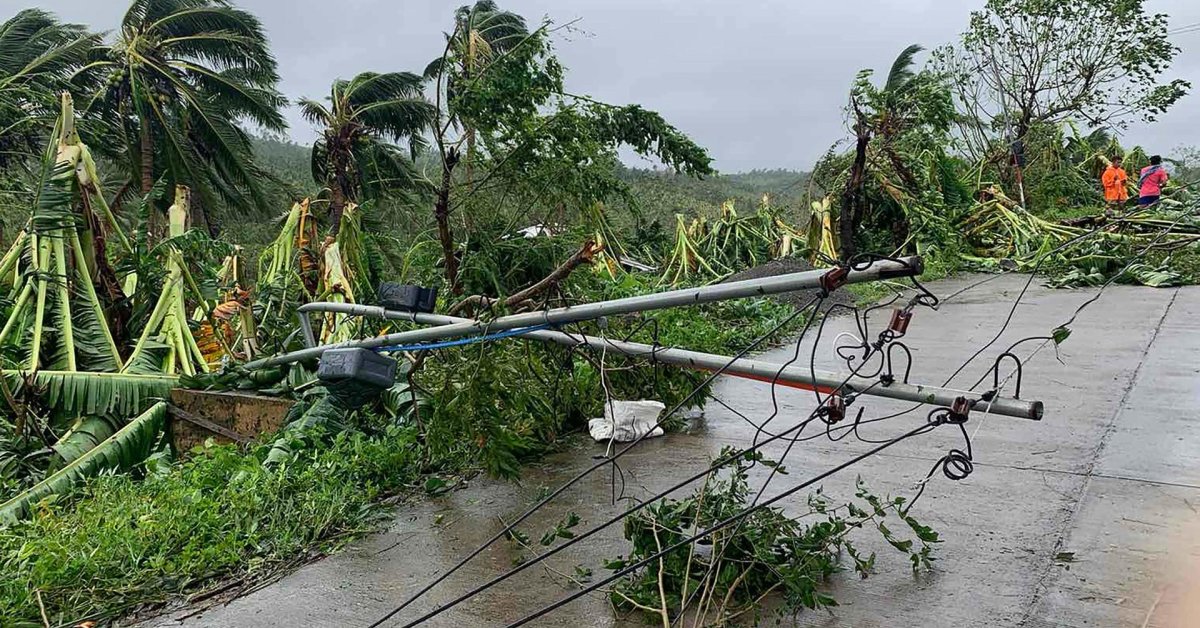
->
[149,275,1200,627]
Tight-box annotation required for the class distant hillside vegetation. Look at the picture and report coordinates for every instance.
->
[249,136,808,222]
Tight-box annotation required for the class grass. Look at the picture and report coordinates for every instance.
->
[0,427,423,626]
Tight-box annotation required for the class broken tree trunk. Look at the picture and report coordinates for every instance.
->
[123,186,209,376]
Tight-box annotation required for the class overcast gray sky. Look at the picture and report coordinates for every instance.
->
[24,0,1200,172]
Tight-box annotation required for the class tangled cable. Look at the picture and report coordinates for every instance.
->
[363,215,1198,627]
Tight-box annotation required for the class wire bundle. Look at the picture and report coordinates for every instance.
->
[361,205,1200,627]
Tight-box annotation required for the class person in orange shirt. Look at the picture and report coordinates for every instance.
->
[1102,155,1129,211]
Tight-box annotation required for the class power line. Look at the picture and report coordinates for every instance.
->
[505,421,943,627]
[366,296,820,628]
[1168,21,1200,35]
[364,198,1198,625]
[377,264,958,627]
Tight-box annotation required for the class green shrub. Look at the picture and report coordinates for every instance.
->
[0,428,421,625]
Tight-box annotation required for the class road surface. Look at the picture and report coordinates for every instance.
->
[146,274,1200,627]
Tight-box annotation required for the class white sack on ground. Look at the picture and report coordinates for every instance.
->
[588,400,665,442]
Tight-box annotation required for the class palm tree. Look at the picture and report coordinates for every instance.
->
[871,44,946,178]
[300,72,434,235]
[0,9,97,169]
[842,44,949,256]
[427,1,528,177]
[74,0,285,221]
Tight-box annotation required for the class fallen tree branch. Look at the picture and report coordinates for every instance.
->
[449,238,600,316]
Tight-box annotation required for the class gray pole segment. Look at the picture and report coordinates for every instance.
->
[246,256,923,370]
[287,303,1044,422]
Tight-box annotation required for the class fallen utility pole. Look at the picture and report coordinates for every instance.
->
[244,257,922,370]
[290,303,1044,421]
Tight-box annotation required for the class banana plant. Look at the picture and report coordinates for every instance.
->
[122,186,209,376]
[771,217,807,259]
[193,249,258,364]
[318,203,368,344]
[1,371,176,418]
[259,198,320,298]
[0,402,167,524]
[806,197,840,265]
[661,214,724,285]
[957,185,1081,260]
[585,201,629,279]
[590,230,622,279]
[257,199,373,344]
[704,200,771,269]
[0,93,126,373]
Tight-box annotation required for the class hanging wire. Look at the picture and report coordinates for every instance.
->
[382,261,940,628]
[506,420,946,628]
[392,351,932,628]
[670,287,935,622]
[366,292,823,628]
[371,211,1197,625]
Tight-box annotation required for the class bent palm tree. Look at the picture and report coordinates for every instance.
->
[0,9,97,168]
[427,1,529,177]
[74,0,286,220]
[842,44,952,256]
[300,72,434,235]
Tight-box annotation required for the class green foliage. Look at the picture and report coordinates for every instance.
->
[0,9,97,170]
[1045,239,1191,289]
[415,271,802,479]
[425,4,714,291]
[814,45,961,259]
[0,424,423,624]
[660,214,723,284]
[300,71,435,233]
[6,1,1198,624]
[452,219,579,299]
[467,95,715,229]
[939,0,1190,157]
[74,0,287,216]
[1,371,176,419]
[49,415,120,467]
[606,449,938,623]
[0,401,166,523]
[264,394,352,467]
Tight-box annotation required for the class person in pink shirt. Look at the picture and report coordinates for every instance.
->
[1138,155,1169,206]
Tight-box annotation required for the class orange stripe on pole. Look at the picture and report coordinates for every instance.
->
[694,366,837,395]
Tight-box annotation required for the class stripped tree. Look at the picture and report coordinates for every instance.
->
[123,185,210,376]
[0,93,175,481]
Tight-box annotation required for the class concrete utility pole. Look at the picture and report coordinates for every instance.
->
[245,257,922,369]
[289,305,1044,421]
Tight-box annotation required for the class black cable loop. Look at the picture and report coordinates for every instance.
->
[859,299,890,336]
[991,351,1023,399]
[902,409,974,516]
[884,342,913,386]
[835,336,870,366]
[908,277,940,310]
[814,251,842,269]
[844,253,939,312]
[940,448,975,481]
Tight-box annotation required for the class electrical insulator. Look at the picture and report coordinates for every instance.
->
[888,309,912,335]
[824,395,846,424]
[949,396,972,423]
[819,266,850,294]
